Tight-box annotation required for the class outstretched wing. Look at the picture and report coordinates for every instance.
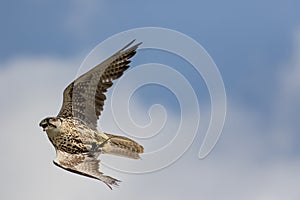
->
[57,40,142,130]
[53,150,120,189]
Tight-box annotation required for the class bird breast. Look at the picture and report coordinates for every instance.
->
[46,127,61,142]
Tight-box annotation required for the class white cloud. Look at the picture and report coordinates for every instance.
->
[1,31,300,199]
[270,29,300,154]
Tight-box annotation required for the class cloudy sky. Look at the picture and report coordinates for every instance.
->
[1,1,300,199]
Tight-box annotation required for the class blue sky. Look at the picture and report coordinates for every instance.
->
[1,0,300,199]
[1,0,299,108]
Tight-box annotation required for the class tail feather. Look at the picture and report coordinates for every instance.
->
[101,134,144,159]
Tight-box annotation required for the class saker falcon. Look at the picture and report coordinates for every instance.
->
[39,40,144,189]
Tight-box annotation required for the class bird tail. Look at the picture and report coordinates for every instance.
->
[101,133,144,159]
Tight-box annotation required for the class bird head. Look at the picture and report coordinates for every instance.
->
[39,117,62,132]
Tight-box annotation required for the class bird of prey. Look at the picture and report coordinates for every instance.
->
[39,40,144,189]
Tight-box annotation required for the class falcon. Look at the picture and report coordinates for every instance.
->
[39,40,143,189]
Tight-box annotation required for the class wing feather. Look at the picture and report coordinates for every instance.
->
[53,150,120,189]
[57,40,142,130]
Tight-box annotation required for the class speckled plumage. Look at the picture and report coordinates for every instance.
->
[39,41,143,189]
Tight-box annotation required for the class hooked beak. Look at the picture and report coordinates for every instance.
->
[39,122,48,131]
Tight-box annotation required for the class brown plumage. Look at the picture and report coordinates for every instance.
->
[57,40,141,130]
[39,40,143,189]
[102,134,144,159]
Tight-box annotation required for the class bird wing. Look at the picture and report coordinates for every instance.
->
[57,40,142,130]
[53,150,120,189]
